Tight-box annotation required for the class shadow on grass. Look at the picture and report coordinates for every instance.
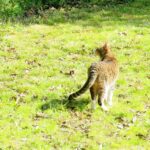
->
[40,97,89,112]
[1,1,150,28]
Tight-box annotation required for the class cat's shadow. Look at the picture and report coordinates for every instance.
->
[40,97,89,112]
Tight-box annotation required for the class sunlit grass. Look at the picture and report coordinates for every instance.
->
[0,1,150,149]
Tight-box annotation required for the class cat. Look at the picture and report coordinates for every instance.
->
[68,43,119,111]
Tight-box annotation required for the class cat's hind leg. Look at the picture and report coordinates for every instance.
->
[90,87,97,110]
[98,88,108,111]
[107,85,115,106]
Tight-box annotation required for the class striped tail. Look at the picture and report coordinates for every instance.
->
[68,64,97,100]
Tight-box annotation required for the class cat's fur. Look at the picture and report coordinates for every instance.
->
[68,43,119,111]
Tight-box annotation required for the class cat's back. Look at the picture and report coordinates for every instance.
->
[96,59,119,82]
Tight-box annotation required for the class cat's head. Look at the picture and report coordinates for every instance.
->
[95,43,110,58]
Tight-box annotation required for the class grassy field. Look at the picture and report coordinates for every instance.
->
[0,1,150,150]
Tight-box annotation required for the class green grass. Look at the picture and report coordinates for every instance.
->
[0,1,150,150]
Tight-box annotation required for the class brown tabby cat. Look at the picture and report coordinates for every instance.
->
[68,43,119,111]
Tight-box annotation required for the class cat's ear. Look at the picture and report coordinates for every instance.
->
[103,43,110,52]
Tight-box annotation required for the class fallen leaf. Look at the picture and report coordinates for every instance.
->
[132,116,137,123]
[10,73,17,77]
[7,47,16,53]
[124,52,130,56]
[136,133,147,140]
[69,70,75,76]
[115,116,124,123]
[35,112,49,119]
[25,69,30,74]
[117,123,124,129]
[60,70,75,76]
[118,94,127,98]
[146,75,150,79]
[118,31,127,36]
[49,86,56,91]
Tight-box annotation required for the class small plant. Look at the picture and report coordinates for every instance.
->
[0,0,136,18]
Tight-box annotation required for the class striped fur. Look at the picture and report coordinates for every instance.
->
[68,43,119,111]
[68,63,98,100]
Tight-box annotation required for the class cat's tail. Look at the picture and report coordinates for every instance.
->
[68,63,98,100]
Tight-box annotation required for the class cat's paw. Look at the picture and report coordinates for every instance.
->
[91,101,96,110]
[108,102,113,106]
[101,105,109,111]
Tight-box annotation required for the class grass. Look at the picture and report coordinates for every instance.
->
[0,1,150,150]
